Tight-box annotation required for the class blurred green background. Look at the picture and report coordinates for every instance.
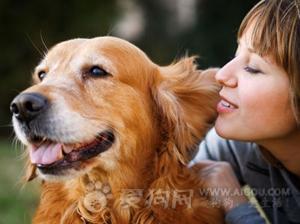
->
[0,0,257,223]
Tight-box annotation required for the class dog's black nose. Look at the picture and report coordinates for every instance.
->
[10,93,48,122]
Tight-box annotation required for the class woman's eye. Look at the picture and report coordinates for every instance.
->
[244,66,261,74]
[88,66,109,77]
[38,71,47,81]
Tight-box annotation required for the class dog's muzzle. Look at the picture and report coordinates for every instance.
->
[10,92,116,176]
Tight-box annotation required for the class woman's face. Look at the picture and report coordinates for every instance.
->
[215,26,297,142]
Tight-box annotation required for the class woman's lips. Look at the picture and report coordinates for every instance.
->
[217,98,238,113]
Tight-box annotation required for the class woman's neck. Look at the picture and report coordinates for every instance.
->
[257,129,300,177]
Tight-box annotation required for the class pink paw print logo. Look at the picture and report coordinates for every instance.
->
[83,181,113,213]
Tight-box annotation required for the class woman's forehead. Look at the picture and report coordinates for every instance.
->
[237,30,278,66]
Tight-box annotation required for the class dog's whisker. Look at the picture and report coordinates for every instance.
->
[39,30,49,55]
[9,131,19,148]
[12,136,19,149]
[0,123,13,128]
[106,24,118,37]
[26,33,44,57]
[10,134,27,160]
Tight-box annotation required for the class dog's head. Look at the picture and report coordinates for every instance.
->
[10,37,219,181]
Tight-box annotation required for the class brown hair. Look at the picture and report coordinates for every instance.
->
[238,0,300,124]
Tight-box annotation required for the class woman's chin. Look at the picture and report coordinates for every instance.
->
[215,118,242,140]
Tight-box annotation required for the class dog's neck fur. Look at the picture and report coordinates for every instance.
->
[69,129,183,223]
[71,135,164,222]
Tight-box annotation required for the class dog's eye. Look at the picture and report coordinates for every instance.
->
[88,66,108,77]
[38,71,47,81]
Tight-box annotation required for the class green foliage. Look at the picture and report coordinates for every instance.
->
[0,140,39,224]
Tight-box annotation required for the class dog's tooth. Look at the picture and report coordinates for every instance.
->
[59,145,64,158]
[62,144,74,154]
[61,145,66,156]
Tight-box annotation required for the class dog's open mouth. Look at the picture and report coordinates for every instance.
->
[28,131,114,174]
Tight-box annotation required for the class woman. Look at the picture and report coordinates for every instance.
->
[191,0,300,223]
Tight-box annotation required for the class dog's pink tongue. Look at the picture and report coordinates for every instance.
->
[29,142,63,165]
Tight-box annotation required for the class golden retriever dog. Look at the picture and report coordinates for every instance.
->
[10,37,223,224]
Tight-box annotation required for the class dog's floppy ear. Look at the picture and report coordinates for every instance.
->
[151,57,220,165]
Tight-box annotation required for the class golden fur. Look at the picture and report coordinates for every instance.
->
[13,37,223,223]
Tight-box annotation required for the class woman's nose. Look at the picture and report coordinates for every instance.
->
[215,59,238,88]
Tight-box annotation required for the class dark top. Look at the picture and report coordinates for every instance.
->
[190,128,300,224]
